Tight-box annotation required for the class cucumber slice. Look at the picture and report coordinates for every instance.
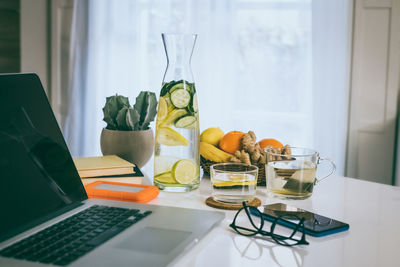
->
[160,80,182,96]
[192,93,198,112]
[170,89,191,108]
[169,83,185,93]
[186,93,198,114]
[170,81,193,94]
[175,116,197,128]
[183,121,197,130]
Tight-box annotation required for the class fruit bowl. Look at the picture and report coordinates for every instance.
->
[200,156,266,186]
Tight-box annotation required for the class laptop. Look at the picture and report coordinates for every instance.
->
[0,73,224,267]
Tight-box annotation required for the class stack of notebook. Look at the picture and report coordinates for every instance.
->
[73,155,143,185]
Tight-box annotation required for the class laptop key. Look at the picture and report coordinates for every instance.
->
[87,225,125,246]
[143,211,152,216]
[1,205,152,265]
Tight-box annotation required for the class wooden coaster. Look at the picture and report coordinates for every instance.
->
[205,197,261,210]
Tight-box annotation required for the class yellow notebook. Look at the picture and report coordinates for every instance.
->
[80,176,142,186]
[73,155,135,178]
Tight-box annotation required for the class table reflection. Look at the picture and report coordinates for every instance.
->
[232,235,308,267]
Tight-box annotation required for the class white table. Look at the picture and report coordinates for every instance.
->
[145,175,400,267]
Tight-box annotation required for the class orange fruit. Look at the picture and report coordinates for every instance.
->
[258,138,283,150]
[219,131,245,154]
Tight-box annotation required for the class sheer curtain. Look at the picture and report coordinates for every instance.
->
[65,0,351,175]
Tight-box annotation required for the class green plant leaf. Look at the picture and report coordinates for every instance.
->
[102,94,130,129]
[116,106,129,130]
[126,108,140,131]
[133,91,157,130]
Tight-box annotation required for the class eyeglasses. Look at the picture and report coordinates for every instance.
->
[229,202,309,246]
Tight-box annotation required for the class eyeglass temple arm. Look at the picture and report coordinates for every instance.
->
[242,201,264,231]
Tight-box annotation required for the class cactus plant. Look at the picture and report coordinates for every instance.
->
[102,92,157,131]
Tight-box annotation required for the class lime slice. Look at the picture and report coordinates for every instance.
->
[156,127,189,146]
[170,89,191,108]
[157,97,168,122]
[154,155,178,175]
[154,171,176,184]
[172,159,198,184]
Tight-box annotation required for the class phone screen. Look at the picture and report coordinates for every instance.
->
[260,203,349,237]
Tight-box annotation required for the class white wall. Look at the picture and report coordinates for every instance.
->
[346,0,400,185]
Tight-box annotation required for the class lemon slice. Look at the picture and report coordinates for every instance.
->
[156,127,189,146]
[154,171,176,184]
[157,97,168,122]
[160,109,187,127]
[172,159,198,184]
[212,180,257,187]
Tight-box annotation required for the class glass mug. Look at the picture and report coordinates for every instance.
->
[210,163,258,204]
[265,147,335,199]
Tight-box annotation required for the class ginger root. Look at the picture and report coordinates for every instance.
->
[232,150,251,165]
[266,145,292,162]
[242,131,257,153]
[230,131,266,165]
[228,130,292,165]
[251,143,262,163]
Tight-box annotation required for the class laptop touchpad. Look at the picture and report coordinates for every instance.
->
[116,227,192,254]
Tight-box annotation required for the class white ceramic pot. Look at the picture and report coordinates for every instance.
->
[100,128,154,168]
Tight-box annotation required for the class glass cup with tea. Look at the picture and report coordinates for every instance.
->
[210,163,258,204]
[265,147,335,199]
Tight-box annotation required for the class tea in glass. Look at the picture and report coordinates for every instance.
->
[266,160,317,199]
[265,147,335,199]
[210,163,258,204]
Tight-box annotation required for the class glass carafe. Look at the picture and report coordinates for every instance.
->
[153,33,200,192]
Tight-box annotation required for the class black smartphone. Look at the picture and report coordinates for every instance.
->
[252,203,349,237]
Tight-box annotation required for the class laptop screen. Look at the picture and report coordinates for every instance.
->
[0,74,87,242]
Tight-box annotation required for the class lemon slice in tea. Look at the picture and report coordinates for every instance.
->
[172,159,198,184]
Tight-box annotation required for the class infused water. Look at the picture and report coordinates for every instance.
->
[211,172,257,203]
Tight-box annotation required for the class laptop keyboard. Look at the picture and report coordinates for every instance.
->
[0,205,152,266]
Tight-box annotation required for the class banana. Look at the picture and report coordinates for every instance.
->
[200,142,233,162]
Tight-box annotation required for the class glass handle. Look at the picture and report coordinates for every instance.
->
[316,157,336,183]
